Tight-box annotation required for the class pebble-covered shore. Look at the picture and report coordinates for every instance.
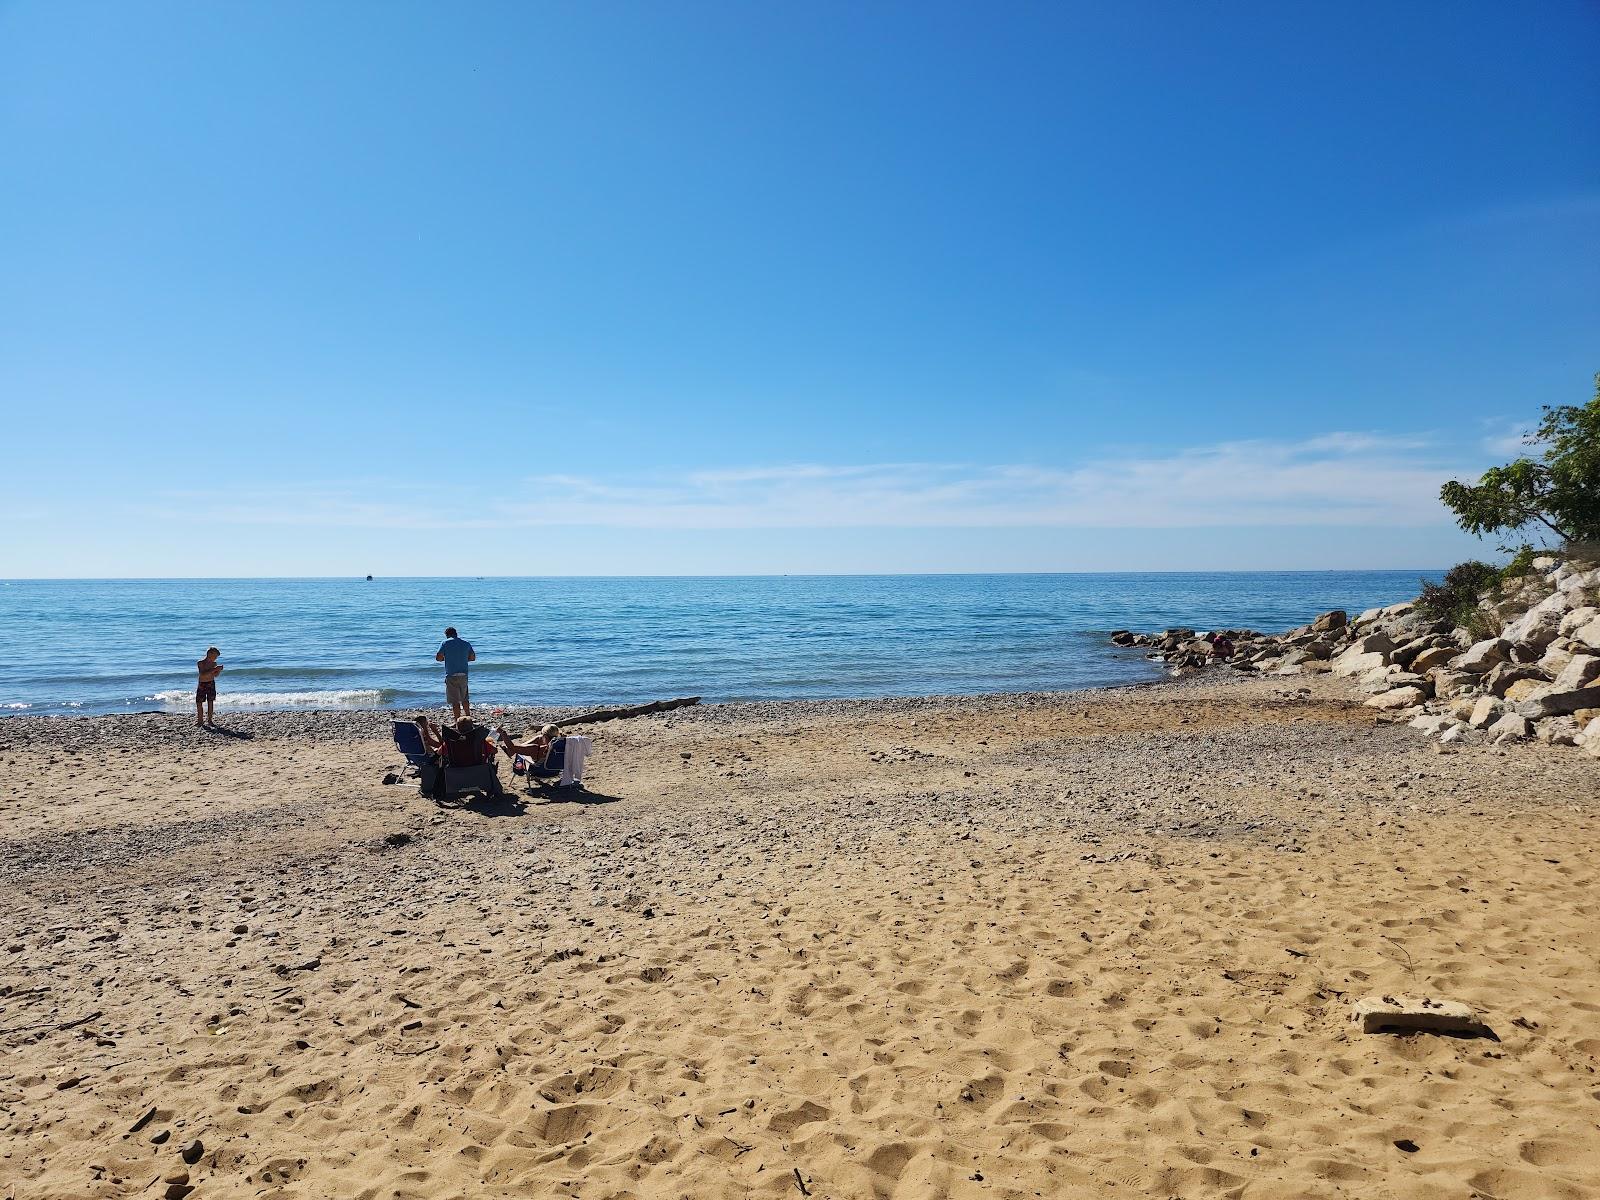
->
[0,682,1179,751]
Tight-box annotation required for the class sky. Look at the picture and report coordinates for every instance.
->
[1,1,1596,577]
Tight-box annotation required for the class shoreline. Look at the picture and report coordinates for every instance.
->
[0,674,1197,747]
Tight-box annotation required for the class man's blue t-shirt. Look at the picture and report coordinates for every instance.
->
[438,637,473,675]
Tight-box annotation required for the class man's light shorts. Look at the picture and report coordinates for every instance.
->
[445,673,470,707]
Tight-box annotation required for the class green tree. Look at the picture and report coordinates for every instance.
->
[1440,373,1600,547]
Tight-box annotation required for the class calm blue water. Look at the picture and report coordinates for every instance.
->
[0,574,1432,716]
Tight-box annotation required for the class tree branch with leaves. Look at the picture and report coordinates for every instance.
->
[1439,373,1600,551]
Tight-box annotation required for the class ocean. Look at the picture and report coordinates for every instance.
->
[0,573,1433,716]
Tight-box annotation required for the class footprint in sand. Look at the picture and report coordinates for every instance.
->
[632,1134,678,1166]
[1519,1138,1588,1168]
[957,1073,1005,1111]
[865,1140,918,1182]
[538,1066,632,1102]
[767,1100,830,1135]
[529,1103,606,1146]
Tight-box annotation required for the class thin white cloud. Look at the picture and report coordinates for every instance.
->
[160,430,1472,532]
[1476,417,1537,458]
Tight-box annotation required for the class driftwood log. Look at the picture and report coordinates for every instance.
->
[556,696,700,727]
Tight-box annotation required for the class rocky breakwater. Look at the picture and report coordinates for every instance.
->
[1111,555,1600,756]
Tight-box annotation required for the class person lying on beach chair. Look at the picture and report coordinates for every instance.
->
[496,724,593,788]
[497,723,560,762]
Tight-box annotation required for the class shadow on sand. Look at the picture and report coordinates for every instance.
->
[420,778,623,817]
[431,790,528,818]
[523,784,623,808]
[203,724,255,740]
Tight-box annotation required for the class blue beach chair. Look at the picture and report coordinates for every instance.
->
[514,737,586,790]
[392,721,432,777]
[392,719,503,801]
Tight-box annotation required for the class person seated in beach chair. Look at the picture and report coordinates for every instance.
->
[497,723,560,763]
[393,719,437,779]
[497,723,592,788]
[414,715,502,799]
[440,716,496,767]
[414,714,446,758]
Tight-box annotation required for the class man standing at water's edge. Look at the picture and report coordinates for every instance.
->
[195,647,223,727]
[436,626,476,721]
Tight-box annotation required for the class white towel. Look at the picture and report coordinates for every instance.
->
[560,735,592,786]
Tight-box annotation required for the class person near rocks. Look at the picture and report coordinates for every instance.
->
[195,647,223,727]
[435,626,476,720]
[1210,633,1234,660]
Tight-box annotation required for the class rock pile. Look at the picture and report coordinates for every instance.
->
[1112,556,1600,755]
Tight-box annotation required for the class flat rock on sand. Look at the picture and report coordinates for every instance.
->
[1352,995,1493,1037]
[2,671,1598,1200]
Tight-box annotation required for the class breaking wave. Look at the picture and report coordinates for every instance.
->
[149,688,401,710]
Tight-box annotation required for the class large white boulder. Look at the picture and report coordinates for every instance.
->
[1485,663,1547,697]
[1349,632,1398,656]
[1468,695,1504,728]
[1311,609,1348,633]
[1367,686,1426,710]
[1456,638,1511,673]
[1552,654,1600,693]
[1570,619,1600,653]
[1409,712,1456,736]
[1538,641,1577,677]
[1332,650,1389,678]
[1488,713,1533,742]
[1429,669,1477,699]
[1409,646,1454,673]
[1503,677,1548,703]
[1518,684,1600,719]
[1502,592,1573,650]
[1534,716,1581,746]
[1559,606,1598,636]
[1559,567,1600,595]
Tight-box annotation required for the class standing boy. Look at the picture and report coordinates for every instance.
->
[435,626,476,720]
[196,647,223,726]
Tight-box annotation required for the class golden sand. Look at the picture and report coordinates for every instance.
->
[3,676,1597,1198]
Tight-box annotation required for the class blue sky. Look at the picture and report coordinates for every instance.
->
[2,1,1596,576]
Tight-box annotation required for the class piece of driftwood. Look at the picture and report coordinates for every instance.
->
[1352,995,1493,1037]
[556,696,700,727]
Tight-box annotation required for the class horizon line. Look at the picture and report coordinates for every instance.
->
[1,568,1450,583]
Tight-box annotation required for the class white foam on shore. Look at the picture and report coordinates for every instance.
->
[150,689,392,710]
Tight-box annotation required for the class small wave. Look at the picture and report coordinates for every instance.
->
[223,665,368,679]
[149,688,401,710]
[2,701,31,710]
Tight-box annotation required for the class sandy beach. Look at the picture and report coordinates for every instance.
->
[3,673,1598,1200]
